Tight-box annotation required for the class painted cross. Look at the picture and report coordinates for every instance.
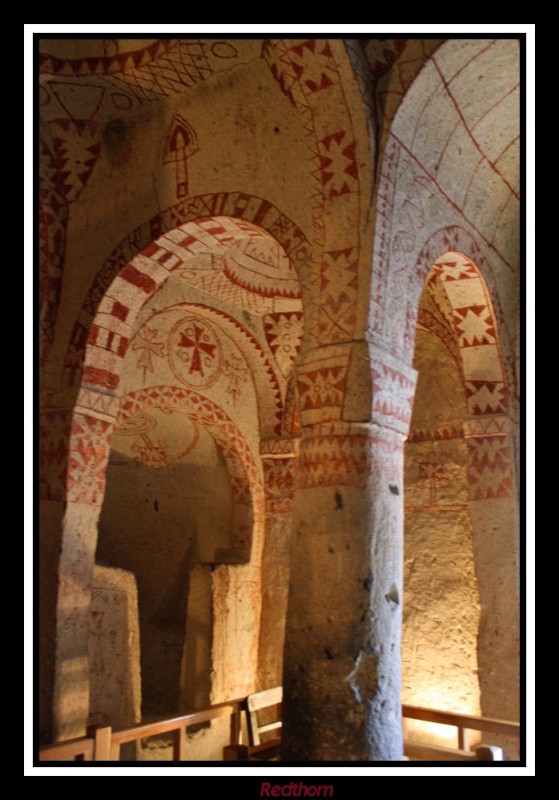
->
[178,323,217,376]
[131,326,165,384]
[416,454,450,504]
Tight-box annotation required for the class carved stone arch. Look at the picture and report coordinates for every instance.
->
[64,194,310,386]
[115,385,261,563]
[262,38,374,348]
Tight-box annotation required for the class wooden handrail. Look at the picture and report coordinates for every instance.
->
[402,704,520,738]
[39,735,95,761]
[38,698,245,762]
[39,698,521,762]
[404,741,503,761]
[110,698,244,745]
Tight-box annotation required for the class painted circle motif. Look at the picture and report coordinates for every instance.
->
[168,316,222,389]
[111,92,133,110]
[210,41,238,59]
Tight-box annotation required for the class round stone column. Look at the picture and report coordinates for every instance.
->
[281,341,416,761]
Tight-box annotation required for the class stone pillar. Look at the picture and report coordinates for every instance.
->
[89,565,142,730]
[54,502,102,740]
[53,389,118,740]
[39,391,75,743]
[257,439,297,691]
[181,565,213,710]
[210,479,266,704]
[281,341,416,761]
[463,416,520,728]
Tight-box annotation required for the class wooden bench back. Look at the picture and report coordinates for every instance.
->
[246,686,283,747]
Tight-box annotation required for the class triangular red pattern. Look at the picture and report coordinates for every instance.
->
[305,74,333,93]
[291,61,304,79]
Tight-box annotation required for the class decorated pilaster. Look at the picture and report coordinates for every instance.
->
[463,414,520,726]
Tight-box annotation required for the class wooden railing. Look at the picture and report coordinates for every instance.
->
[402,704,521,760]
[39,697,244,762]
[39,734,94,762]
[39,699,521,762]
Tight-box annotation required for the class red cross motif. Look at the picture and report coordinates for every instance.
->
[178,323,217,376]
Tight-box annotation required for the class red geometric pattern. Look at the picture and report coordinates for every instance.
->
[317,132,358,198]
[406,422,463,444]
[131,326,166,385]
[364,39,408,80]
[452,305,497,347]
[423,252,509,417]
[462,415,510,438]
[40,40,221,106]
[298,366,346,410]
[87,323,128,358]
[263,311,303,378]
[263,458,295,514]
[73,386,121,423]
[371,366,415,432]
[297,428,403,489]
[39,119,103,363]
[429,257,479,282]
[370,349,417,437]
[39,39,175,76]
[67,413,114,506]
[297,434,370,489]
[281,377,300,437]
[286,39,338,96]
[297,351,349,426]
[464,381,507,415]
[466,436,513,499]
[39,134,69,361]
[39,410,73,502]
[47,119,102,204]
[39,192,67,360]
[319,248,358,341]
[263,39,337,102]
